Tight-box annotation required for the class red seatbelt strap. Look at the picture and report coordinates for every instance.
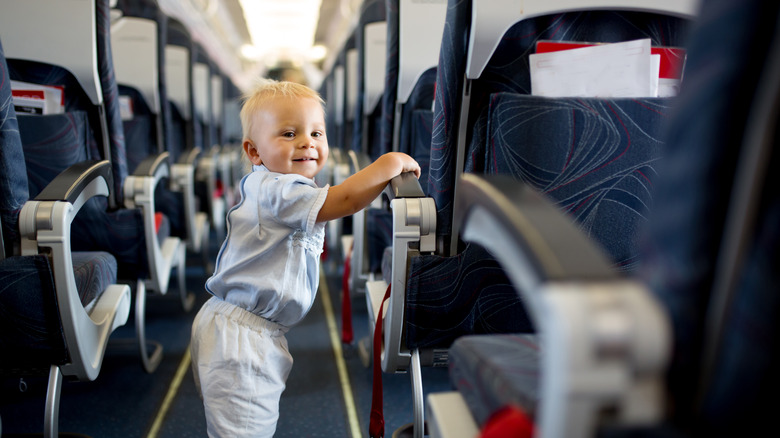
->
[480,405,535,438]
[154,212,163,233]
[341,251,354,344]
[369,284,392,438]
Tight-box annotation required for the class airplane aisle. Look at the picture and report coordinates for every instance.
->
[0,233,451,438]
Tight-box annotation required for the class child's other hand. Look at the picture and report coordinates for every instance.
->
[383,152,421,179]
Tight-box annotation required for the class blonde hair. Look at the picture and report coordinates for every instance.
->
[239,78,324,142]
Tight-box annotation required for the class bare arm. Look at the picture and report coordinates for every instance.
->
[316,152,421,222]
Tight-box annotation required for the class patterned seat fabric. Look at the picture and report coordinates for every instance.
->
[484,94,675,270]
[0,255,66,374]
[405,243,532,348]
[405,4,690,348]
[448,334,539,426]
[450,0,780,435]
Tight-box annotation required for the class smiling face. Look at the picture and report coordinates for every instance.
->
[243,96,328,179]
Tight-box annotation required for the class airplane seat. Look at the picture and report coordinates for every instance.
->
[162,16,212,269]
[343,2,385,298]
[163,17,194,167]
[340,34,358,167]
[412,1,694,356]
[113,0,186,242]
[321,54,352,273]
[222,79,244,198]
[352,0,386,159]
[369,67,437,275]
[430,0,780,434]
[192,43,226,242]
[371,0,697,436]
[365,0,442,276]
[211,69,238,209]
[0,37,131,438]
[0,0,190,373]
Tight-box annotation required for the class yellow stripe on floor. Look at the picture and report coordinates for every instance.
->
[320,269,363,438]
[147,347,192,438]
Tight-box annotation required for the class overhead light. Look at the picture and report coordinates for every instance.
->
[241,44,261,60]
[239,0,322,62]
[309,44,327,62]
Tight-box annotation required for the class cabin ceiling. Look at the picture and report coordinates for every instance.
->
[157,0,361,90]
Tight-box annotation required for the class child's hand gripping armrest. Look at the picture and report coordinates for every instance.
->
[317,152,421,222]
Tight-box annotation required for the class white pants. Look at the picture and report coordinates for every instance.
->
[191,297,293,438]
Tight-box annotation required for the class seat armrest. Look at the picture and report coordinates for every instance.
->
[178,147,201,167]
[348,150,371,173]
[19,159,131,381]
[132,151,170,180]
[171,148,210,254]
[383,171,425,200]
[34,160,113,209]
[454,173,672,438]
[124,151,184,295]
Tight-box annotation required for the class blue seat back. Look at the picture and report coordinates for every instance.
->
[165,17,195,160]
[638,0,780,432]
[193,44,214,150]
[405,1,691,348]
[0,38,117,375]
[431,1,690,254]
[113,0,172,165]
[351,0,386,158]
[0,39,28,256]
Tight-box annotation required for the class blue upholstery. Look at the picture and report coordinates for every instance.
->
[367,1,438,274]
[119,85,159,172]
[97,0,130,205]
[449,0,780,434]
[351,0,385,155]
[11,71,151,278]
[400,68,436,190]
[0,255,66,374]
[484,94,675,270]
[339,35,357,154]
[193,43,212,151]
[637,0,780,432]
[114,0,189,239]
[0,54,28,257]
[165,17,193,161]
[8,0,172,279]
[156,16,197,239]
[431,5,690,240]
[405,243,533,349]
[448,334,539,426]
[115,0,173,158]
[72,251,121,310]
[379,0,398,157]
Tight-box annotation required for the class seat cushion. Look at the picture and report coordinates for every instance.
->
[449,334,540,426]
[72,251,119,311]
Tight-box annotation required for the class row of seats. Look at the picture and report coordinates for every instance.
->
[314,0,724,437]
[0,0,242,435]
[428,0,780,437]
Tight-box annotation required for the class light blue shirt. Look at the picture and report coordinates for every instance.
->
[205,165,329,326]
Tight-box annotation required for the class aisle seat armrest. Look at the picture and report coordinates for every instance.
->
[453,173,673,438]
